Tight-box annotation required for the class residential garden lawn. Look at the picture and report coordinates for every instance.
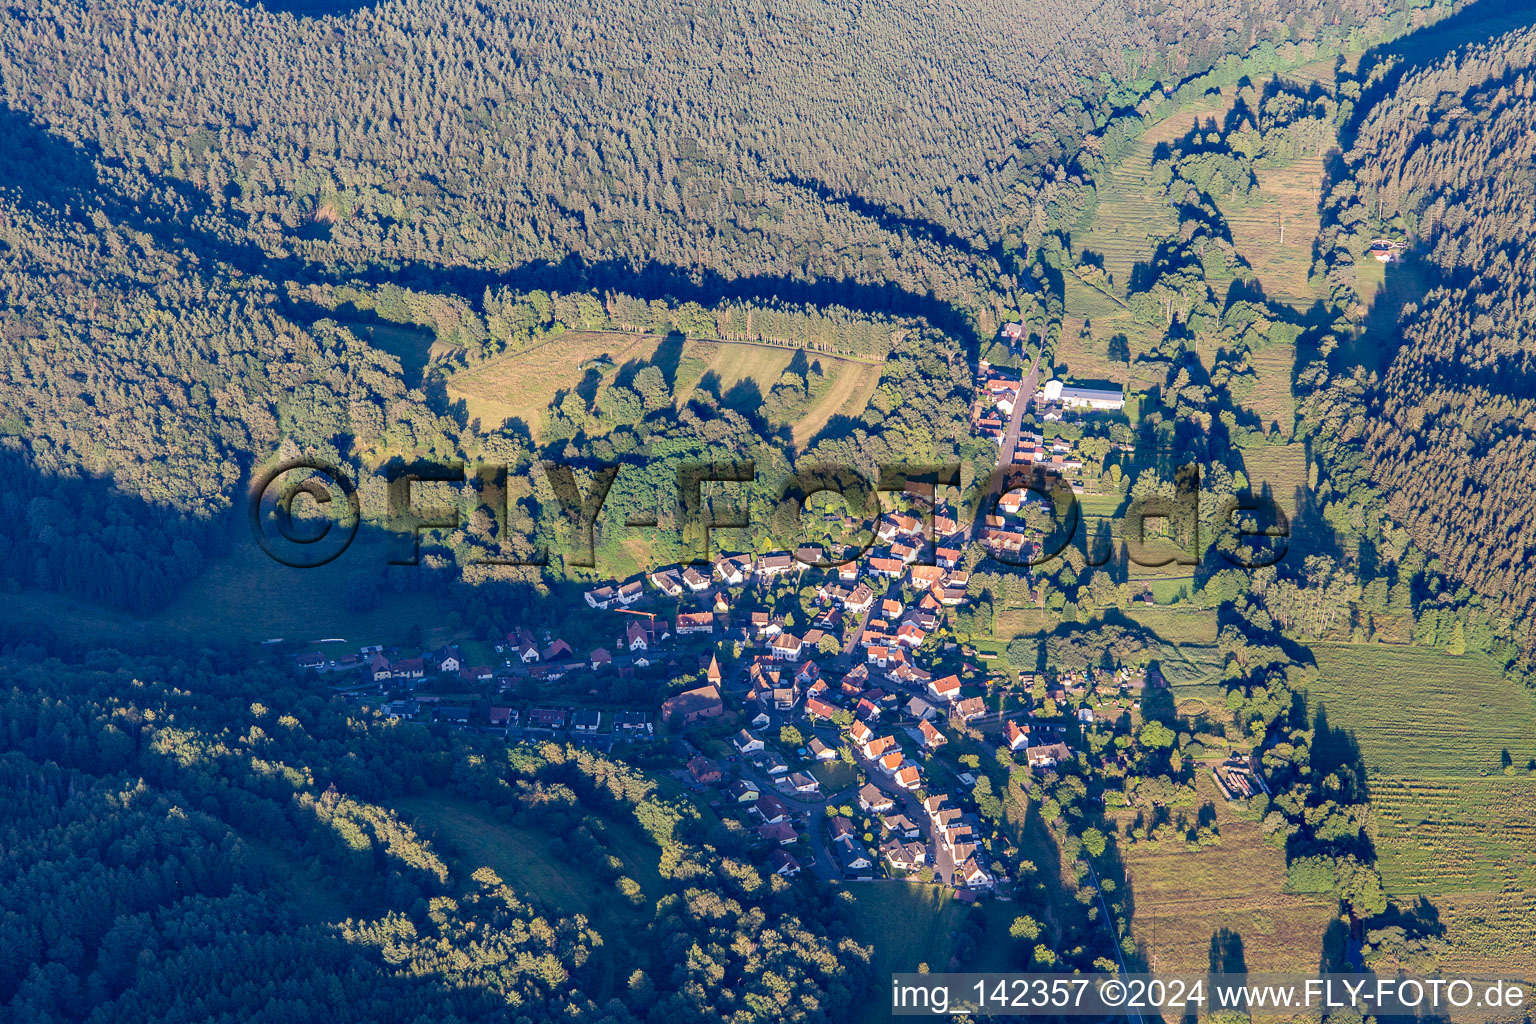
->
[811,759,859,793]
[1303,643,1536,972]
[1118,773,1336,973]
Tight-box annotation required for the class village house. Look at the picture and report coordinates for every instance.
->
[863,735,897,761]
[804,697,840,722]
[757,552,796,578]
[649,568,685,596]
[757,821,798,845]
[770,633,804,661]
[382,700,420,721]
[859,783,895,813]
[882,839,928,870]
[952,696,986,722]
[905,696,935,720]
[572,710,601,733]
[613,710,651,734]
[728,778,761,803]
[767,849,801,876]
[834,835,873,877]
[785,772,821,796]
[1026,742,1072,769]
[584,585,618,609]
[688,755,723,785]
[806,736,837,761]
[616,580,644,605]
[625,620,651,651]
[882,814,920,840]
[754,794,790,824]
[661,683,724,724]
[733,729,765,754]
[529,707,567,729]
[1005,719,1031,752]
[844,583,875,613]
[928,674,961,702]
[676,611,715,635]
[848,719,874,746]
[681,566,712,592]
[918,718,947,750]
[590,647,612,670]
[752,748,789,775]
[714,553,755,585]
[894,765,921,789]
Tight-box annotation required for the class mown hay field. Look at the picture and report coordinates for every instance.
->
[1304,643,1536,972]
[1239,443,1307,517]
[447,330,663,434]
[1217,155,1327,310]
[1232,342,1297,437]
[1304,644,1536,778]
[1119,773,1336,974]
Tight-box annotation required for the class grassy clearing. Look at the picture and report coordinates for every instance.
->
[450,333,881,446]
[0,519,456,650]
[1239,443,1307,516]
[447,330,663,434]
[1119,773,1336,973]
[845,881,971,1023]
[678,339,797,397]
[791,358,884,444]
[1233,342,1297,437]
[335,318,438,382]
[1218,155,1327,309]
[156,524,452,646]
[242,836,356,926]
[1076,91,1237,299]
[394,791,666,999]
[1125,606,1219,644]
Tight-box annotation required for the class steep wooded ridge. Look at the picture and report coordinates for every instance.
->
[0,0,1421,613]
[1313,24,1536,622]
[0,0,1408,310]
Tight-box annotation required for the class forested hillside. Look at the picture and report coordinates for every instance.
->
[0,634,868,1023]
[1309,21,1536,622]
